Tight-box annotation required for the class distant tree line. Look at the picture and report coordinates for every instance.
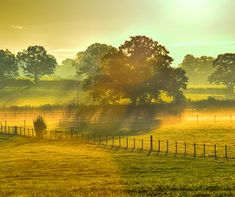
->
[180,53,235,97]
[0,46,57,86]
[1,35,235,103]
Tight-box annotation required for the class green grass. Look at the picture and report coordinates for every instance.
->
[0,80,91,106]
[0,135,234,196]
[0,80,233,106]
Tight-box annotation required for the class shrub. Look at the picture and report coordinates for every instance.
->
[33,116,47,138]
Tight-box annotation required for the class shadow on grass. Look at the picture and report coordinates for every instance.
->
[61,104,183,136]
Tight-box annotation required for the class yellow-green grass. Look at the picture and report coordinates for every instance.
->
[185,94,226,101]
[0,80,91,106]
[187,85,227,89]
[0,135,125,197]
[0,135,235,196]
[0,80,232,107]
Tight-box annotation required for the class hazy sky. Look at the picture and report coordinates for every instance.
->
[0,0,235,64]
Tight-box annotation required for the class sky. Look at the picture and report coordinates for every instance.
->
[0,0,235,65]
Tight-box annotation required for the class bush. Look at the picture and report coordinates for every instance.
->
[33,116,47,138]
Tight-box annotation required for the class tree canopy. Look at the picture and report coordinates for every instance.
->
[17,46,57,84]
[75,43,115,84]
[209,53,235,96]
[180,54,214,85]
[55,58,77,79]
[80,36,188,104]
[0,49,18,88]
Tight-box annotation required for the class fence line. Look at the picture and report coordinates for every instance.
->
[0,125,234,161]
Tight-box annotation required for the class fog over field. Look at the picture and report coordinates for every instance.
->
[0,0,235,196]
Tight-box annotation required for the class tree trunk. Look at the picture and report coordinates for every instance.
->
[34,73,39,84]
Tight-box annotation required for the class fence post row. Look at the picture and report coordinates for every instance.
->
[0,125,232,161]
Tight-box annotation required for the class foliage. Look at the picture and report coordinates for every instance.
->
[55,58,77,79]
[75,43,115,87]
[17,46,57,84]
[0,49,18,88]
[85,36,188,104]
[33,116,47,138]
[180,54,214,85]
[209,53,235,97]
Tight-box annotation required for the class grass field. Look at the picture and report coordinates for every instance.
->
[0,135,234,196]
[0,80,91,106]
[0,80,232,106]
[1,81,235,196]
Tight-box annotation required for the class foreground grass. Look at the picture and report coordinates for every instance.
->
[0,135,235,196]
[0,135,125,197]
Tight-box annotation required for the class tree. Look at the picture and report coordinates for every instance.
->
[180,54,214,85]
[33,116,47,138]
[0,49,18,88]
[209,53,235,97]
[75,43,116,89]
[55,58,77,79]
[17,46,57,84]
[85,36,188,104]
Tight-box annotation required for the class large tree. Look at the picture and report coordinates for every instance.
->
[0,49,18,88]
[84,36,188,104]
[17,46,57,84]
[55,58,77,79]
[180,54,214,85]
[209,53,235,97]
[75,43,116,90]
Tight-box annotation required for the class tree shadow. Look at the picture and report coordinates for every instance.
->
[62,104,184,136]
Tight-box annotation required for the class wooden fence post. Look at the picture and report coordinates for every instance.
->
[149,135,153,152]
[166,140,169,155]
[214,144,217,159]
[194,143,196,158]
[119,136,121,148]
[15,126,17,135]
[133,138,136,149]
[225,145,228,160]
[184,142,187,157]
[175,141,178,156]
[99,136,102,145]
[203,144,206,159]
[158,140,161,152]
[126,138,128,149]
[112,136,114,146]
[141,139,144,150]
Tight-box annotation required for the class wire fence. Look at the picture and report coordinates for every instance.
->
[0,125,234,161]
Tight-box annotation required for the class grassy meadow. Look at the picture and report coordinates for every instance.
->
[0,80,231,106]
[1,80,235,196]
[0,135,234,196]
